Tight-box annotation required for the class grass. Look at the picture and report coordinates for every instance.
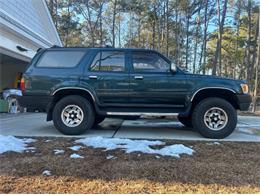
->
[0,137,260,193]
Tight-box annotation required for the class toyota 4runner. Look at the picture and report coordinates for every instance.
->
[18,47,252,139]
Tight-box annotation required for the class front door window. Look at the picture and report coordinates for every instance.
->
[132,52,169,73]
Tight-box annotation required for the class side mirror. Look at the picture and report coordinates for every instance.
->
[170,62,177,73]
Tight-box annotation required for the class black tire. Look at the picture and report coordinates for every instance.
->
[93,115,106,126]
[192,97,237,139]
[177,115,193,127]
[52,95,95,135]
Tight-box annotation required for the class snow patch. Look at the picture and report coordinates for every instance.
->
[53,149,65,155]
[106,155,116,160]
[75,136,194,157]
[25,147,36,153]
[69,145,82,151]
[27,147,36,150]
[0,135,36,154]
[23,138,36,143]
[207,142,220,145]
[42,170,51,176]
[70,153,84,159]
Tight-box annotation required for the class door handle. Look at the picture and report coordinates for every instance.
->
[134,76,143,80]
[89,75,97,79]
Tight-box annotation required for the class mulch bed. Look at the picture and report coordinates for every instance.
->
[0,137,260,193]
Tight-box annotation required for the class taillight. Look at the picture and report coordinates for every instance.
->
[20,77,25,92]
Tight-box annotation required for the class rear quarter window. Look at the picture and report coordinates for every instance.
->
[36,51,85,68]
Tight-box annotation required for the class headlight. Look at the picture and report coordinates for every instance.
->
[240,84,248,94]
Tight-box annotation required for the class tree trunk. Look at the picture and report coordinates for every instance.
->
[99,3,103,46]
[84,2,95,47]
[193,8,201,74]
[234,0,241,79]
[112,0,117,47]
[118,12,121,48]
[157,10,162,51]
[185,12,190,70]
[246,0,252,83]
[138,17,141,48]
[212,0,228,75]
[55,0,58,28]
[129,9,133,47]
[201,0,209,74]
[65,0,71,47]
[49,0,54,18]
[253,6,260,112]
[193,24,199,73]
[152,4,156,49]
[175,1,179,66]
[252,5,259,69]
[166,0,169,56]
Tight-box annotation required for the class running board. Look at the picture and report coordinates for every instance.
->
[96,106,184,116]
[106,112,179,116]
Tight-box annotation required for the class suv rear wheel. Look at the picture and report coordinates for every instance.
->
[53,95,95,135]
[192,97,237,139]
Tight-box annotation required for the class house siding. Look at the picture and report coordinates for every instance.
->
[0,0,62,47]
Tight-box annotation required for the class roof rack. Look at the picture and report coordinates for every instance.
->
[49,45,114,49]
[104,45,113,48]
[51,45,61,48]
[37,48,43,52]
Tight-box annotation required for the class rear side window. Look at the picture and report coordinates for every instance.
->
[36,51,85,68]
[90,51,125,72]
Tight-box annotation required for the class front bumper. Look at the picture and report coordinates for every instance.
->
[236,94,252,111]
[18,95,53,112]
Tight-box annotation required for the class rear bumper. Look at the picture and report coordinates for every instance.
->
[18,95,53,112]
[236,94,252,111]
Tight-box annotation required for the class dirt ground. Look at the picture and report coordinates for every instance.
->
[0,137,260,193]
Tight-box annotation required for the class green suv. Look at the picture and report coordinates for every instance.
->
[19,47,252,139]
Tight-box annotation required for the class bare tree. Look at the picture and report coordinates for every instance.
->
[64,0,71,47]
[184,1,203,70]
[112,0,117,47]
[79,0,104,47]
[152,3,157,49]
[212,0,228,75]
[185,10,190,70]
[246,0,253,83]
[201,0,209,74]
[192,4,201,73]
[253,5,260,112]
[234,0,242,78]
[99,2,104,46]
[166,0,169,56]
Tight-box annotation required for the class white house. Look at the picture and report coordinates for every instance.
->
[0,0,62,91]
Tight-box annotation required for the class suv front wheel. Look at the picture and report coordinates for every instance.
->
[53,95,95,135]
[192,97,237,139]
